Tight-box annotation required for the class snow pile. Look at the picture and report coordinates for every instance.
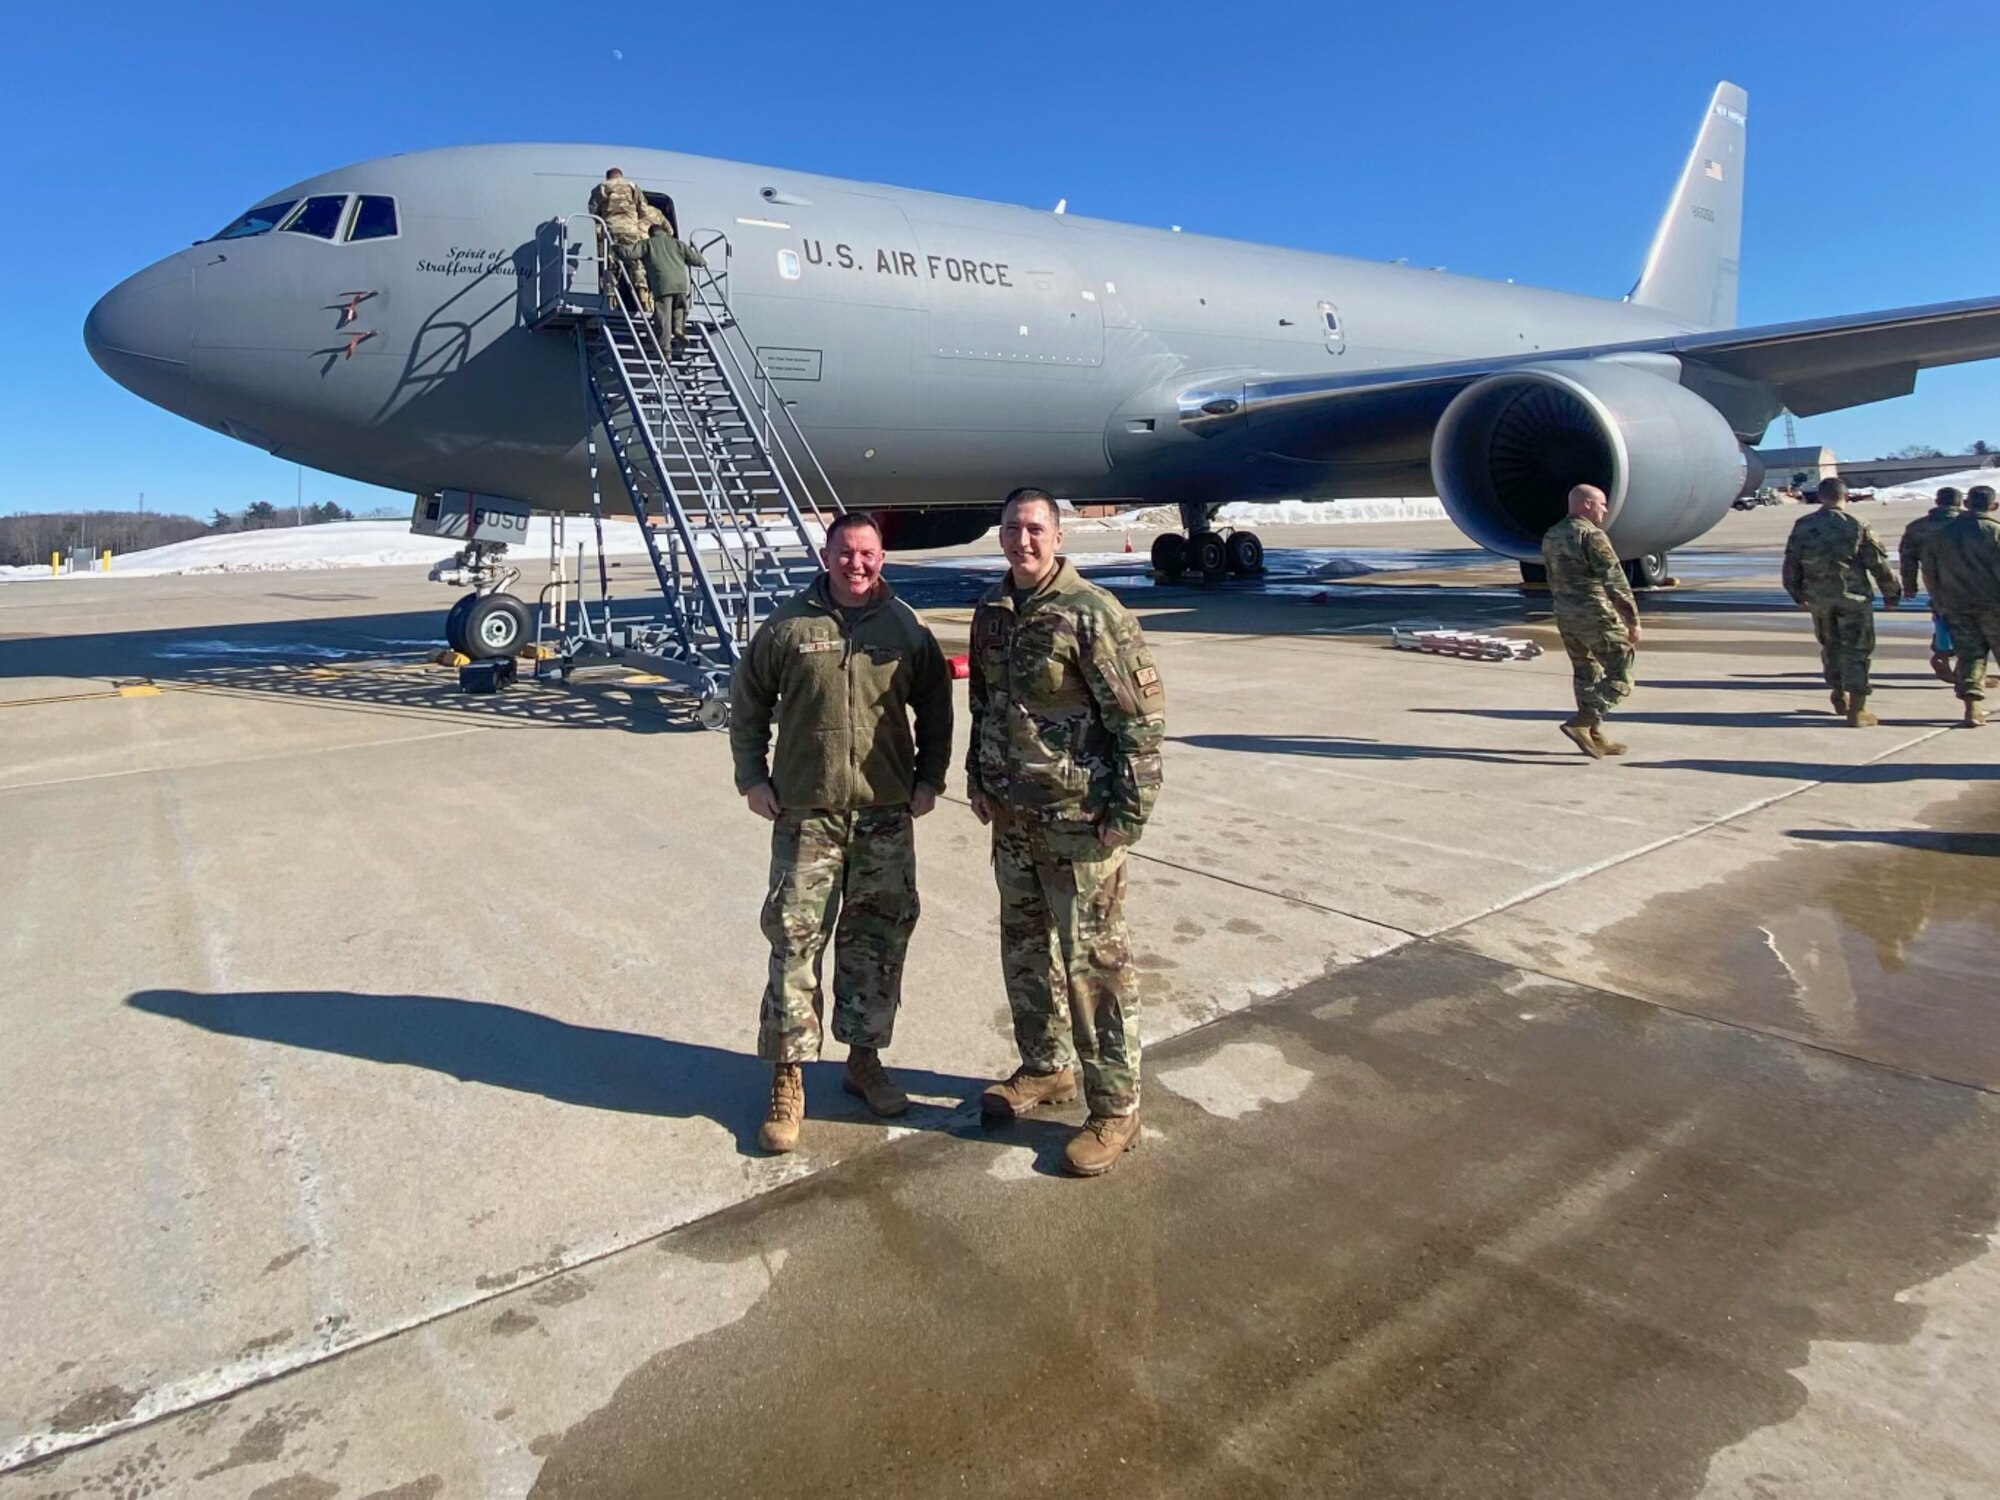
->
[0,517,660,581]
[1859,466,2000,506]
[1072,495,1449,531]
[1219,496,1449,524]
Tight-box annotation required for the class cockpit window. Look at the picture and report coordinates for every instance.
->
[347,196,399,242]
[283,195,349,240]
[212,200,299,240]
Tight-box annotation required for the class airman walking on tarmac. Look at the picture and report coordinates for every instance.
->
[1541,483,1642,757]
[967,487,1165,1177]
[729,513,954,1153]
[1898,485,1964,684]
[1922,483,2000,728]
[1783,476,1901,726]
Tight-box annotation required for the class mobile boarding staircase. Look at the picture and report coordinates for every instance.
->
[529,215,841,728]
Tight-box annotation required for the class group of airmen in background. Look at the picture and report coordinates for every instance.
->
[587,167,707,357]
[1543,476,2000,753]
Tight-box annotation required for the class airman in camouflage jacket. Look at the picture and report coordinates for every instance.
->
[1783,506,1900,610]
[1899,497,1963,598]
[965,557,1165,845]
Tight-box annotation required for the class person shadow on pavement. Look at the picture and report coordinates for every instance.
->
[127,989,992,1158]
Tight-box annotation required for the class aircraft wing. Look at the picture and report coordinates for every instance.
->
[1205,293,2000,448]
[1653,293,2000,414]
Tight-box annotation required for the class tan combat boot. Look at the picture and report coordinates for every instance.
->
[980,1065,1079,1128]
[1062,1112,1142,1177]
[757,1064,805,1154]
[1845,693,1878,728]
[1559,711,1605,758]
[1830,688,1849,716]
[842,1047,909,1118]
[1590,725,1629,756]
[1964,700,1987,728]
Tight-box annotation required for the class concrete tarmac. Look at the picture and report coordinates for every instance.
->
[4,500,1997,1497]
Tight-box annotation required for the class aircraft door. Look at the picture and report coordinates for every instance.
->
[1319,301,1345,356]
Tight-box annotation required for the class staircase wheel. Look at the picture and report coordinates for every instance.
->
[697,694,731,732]
[462,594,531,661]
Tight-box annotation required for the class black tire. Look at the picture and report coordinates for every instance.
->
[444,595,475,655]
[1224,530,1264,575]
[1150,532,1188,577]
[1189,531,1228,579]
[462,594,530,660]
[1624,552,1670,589]
[1518,561,1548,588]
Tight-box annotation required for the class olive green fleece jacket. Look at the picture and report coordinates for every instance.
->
[729,575,953,810]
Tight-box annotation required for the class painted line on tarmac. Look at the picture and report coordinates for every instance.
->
[0,723,492,796]
[1424,724,1960,941]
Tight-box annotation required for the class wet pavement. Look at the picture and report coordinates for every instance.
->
[5,498,1998,1497]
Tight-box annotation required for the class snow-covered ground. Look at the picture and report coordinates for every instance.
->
[8,471,1981,582]
[2,517,661,581]
[3,498,1456,581]
[1857,465,2000,505]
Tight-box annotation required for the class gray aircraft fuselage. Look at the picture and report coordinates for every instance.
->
[87,143,1699,520]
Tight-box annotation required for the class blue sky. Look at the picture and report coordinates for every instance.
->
[3,0,1993,517]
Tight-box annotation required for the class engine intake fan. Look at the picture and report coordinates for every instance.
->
[1430,359,1750,560]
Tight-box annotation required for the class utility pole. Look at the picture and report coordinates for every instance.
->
[296,464,303,527]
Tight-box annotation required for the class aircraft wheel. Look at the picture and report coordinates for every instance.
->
[1150,532,1188,577]
[1624,552,1671,589]
[697,694,731,732]
[1518,561,1548,589]
[462,594,531,660]
[1225,530,1264,575]
[1189,530,1229,579]
[444,594,475,654]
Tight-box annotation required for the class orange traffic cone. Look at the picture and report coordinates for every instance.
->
[1122,532,1133,553]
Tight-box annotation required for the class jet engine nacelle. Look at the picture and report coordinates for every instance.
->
[1429,359,1750,560]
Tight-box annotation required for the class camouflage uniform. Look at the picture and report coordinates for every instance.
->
[967,558,1165,1117]
[731,576,953,1064]
[588,176,652,313]
[1782,507,1901,695]
[1924,509,2000,704]
[757,807,917,1062]
[1900,499,1963,673]
[1540,515,1637,716]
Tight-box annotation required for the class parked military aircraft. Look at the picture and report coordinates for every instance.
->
[86,81,2000,596]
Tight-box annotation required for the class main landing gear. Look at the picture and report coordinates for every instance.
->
[1149,503,1265,581]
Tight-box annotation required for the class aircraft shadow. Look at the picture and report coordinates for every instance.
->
[1170,732,1569,765]
[0,607,712,734]
[127,988,996,1157]
[1786,828,2000,857]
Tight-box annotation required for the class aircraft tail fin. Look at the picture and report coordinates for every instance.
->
[1628,81,1746,330]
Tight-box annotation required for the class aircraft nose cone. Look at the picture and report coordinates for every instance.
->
[85,257,194,399]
